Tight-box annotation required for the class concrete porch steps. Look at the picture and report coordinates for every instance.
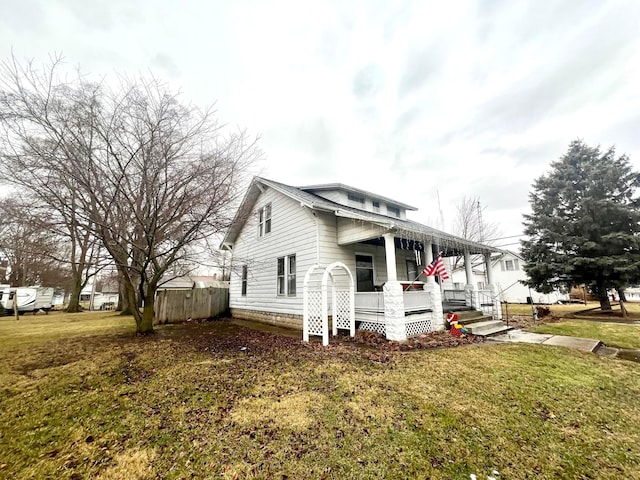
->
[446,309,512,337]
[465,319,513,337]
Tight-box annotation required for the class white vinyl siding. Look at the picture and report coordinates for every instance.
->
[230,189,420,318]
[229,188,316,316]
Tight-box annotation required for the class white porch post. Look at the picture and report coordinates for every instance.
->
[382,233,405,340]
[485,252,502,320]
[423,241,443,330]
[464,249,476,308]
[425,242,435,284]
[383,233,397,282]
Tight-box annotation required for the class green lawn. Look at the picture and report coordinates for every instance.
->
[1,312,639,479]
[530,320,640,350]
[504,301,640,319]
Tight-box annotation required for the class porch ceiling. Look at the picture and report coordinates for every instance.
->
[336,217,500,255]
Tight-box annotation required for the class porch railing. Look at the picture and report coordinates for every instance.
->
[354,291,432,316]
[443,289,466,304]
[354,292,384,313]
[402,290,432,314]
[477,290,495,316]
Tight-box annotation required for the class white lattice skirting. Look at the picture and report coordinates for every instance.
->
[358,321,386,336]
[405,319,433,337]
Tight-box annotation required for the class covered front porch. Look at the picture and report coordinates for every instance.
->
[338,218,502,341]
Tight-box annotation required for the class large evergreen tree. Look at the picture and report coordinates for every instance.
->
[521,140,640,311]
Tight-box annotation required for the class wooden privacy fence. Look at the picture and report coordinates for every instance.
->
[155,287,229,324]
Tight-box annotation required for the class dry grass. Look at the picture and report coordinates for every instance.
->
[1,312,639,479]
[531,320,640,350]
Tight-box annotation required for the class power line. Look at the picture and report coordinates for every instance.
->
[485,234,527,242]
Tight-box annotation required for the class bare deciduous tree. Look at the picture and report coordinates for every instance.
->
[450,196,501,269]
[0,55,261,333]
[0,195,70,288]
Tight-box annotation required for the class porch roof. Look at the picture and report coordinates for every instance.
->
[221,177,501,255]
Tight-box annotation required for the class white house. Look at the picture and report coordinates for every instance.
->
[221,177,503,342]
[450,250,569,304]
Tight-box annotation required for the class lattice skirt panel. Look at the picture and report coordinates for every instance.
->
[405,319,433,337]
[307,291,323,335]
[358,321,386,336]
[334,290,351,330]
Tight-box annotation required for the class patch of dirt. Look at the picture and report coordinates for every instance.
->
[162,319,485,365]
[504,314,563,330]
[341,329,484,351]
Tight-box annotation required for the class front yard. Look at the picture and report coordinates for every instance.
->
[1,311,639,479]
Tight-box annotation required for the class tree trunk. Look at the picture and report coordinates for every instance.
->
[138,287,156,334]
[618,288,627,302]
[117,276,132,315]
[595,279,612,311]
[66,275,83,313]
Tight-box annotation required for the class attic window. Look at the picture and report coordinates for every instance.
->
[372,201,380,212]
[258,203,272,237]
[502,259,519,271]
[347,194,365,206]
[387,205,400,218]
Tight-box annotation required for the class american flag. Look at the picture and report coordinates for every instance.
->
[422,255,450,280]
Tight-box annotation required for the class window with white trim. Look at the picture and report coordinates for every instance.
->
[372,201,380,213]
[502,259,519,271]
[258,203,272,237]
[406,258,417,281]
[348,193,365,207]
[355,254,375,292]
[241,265,248,296]
[387,205,400,218]
[277,254,296,296]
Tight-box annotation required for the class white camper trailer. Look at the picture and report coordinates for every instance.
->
[0,287,55,314]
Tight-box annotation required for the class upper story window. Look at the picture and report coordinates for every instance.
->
[347,194,365,207]
[503,259,520,271]
[372,201,380,213]
[258,203,272,237]
[387,205,400,218]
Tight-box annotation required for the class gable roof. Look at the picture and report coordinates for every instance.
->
[300,183,417,210]
[221,177,501,255]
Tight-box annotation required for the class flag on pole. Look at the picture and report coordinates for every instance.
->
[422,255,450,280]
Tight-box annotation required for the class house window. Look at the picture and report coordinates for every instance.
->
[288,255,296,296]
[277,257,285,295]
[406,259,417,281]
[387,205,400,218]
[355,254,375,292]
[258,203,272,237]
[264,204,271,234]
[241,265,248,296]
[348,194,365,206]
[478,281,486,290]
[372,201,380,213]
[454,282,462,290]
[503,259,519,271]
[277,254,296,296]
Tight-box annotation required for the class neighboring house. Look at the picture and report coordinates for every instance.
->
[451,250,569,304]
[80,281,120,310]
[221,177,501,342]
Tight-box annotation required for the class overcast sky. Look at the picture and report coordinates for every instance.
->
[2,0,639,248]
